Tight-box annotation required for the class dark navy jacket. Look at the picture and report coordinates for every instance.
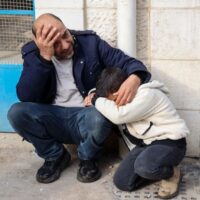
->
[17,30,151,103]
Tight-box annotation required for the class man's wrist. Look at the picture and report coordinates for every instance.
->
[40,53,52,61]
[39,55,53,64]
[129,74,141,85]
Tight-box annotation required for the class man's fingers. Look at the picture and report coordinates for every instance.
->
[46,27,59,43]
[41,24,54,40]
[126,93,134,103]
[50,32,60,45]
[83,95,93,107]
[115,88,135,106]
[115,90,125,105]
[35,24,60,47]
[117,94,128,106]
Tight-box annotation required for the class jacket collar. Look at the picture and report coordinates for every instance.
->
[21,41,38,57]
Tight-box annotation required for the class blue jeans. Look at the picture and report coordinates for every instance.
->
[7,102,112,161]
[113,139,186,191]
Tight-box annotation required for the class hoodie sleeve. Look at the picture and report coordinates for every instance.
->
[95,89,157,124]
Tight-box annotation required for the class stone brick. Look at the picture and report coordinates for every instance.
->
[35,0,83,9]
[151,9,200,59]
[136,8,150,59]
[151,60,200,110]
[151,0,200,8]
[178,110,200,157]
[36,9,84,29]
[86,9,117,46]
[86,0,116,8]
[137,0,150,9]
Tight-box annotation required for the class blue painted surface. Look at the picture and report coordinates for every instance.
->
[0,10,34,16]
[0,0,35,132]
[0,65,22,132]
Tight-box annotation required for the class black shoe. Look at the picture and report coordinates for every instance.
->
[36,149,71,183]
[77,160,101,183]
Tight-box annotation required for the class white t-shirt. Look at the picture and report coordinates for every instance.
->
[52,57,84,107]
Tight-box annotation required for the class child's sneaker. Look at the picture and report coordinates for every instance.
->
[158,167,182,199]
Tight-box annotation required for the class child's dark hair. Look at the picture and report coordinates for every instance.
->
[96,67,127,97]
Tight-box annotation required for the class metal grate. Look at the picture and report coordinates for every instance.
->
[0,0,34,64]
[0,0,33,10]
[0,15,33,51]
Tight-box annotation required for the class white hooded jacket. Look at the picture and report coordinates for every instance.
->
[95,80,190,145]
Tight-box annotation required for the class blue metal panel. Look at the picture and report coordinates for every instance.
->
[0,10,34,16]
[0,65,22,132]
[0,0,35,132]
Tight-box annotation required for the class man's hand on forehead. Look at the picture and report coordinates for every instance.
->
[34,23,60,60]
[36,24,60,39]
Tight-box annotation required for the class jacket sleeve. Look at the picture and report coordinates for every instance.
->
[95,89,157,124]
[97,36,151,83]
[16,42,55,103]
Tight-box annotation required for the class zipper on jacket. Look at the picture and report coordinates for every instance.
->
[142,121,153,135]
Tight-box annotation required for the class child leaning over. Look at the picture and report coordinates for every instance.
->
[92,67,190,199]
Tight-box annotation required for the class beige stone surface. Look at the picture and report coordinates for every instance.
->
[178,110,200,157]
[151,0,200,8]
[136,8,150,59]
[151,60,200,110]
[1,133,199,200]
[151,9,200,59]
[137,0,150,9]
[0,133,118,200]
[86,0,116,8]
[86,9,117,46]
[36,9,84,30]
[35,0,83,9]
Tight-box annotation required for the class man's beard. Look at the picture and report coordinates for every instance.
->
[56,50,74,60]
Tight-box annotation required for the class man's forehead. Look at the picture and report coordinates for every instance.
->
[58,28,68,37]
[35,16,65,28]
[55,28,70,41]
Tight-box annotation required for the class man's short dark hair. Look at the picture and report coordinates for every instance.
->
[96,67,127,97]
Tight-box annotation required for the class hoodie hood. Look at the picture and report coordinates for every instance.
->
[139,80,170,95]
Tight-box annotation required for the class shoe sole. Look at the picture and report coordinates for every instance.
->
[157,172,183,199]
[76,170,102,183]
[36,154,71,184]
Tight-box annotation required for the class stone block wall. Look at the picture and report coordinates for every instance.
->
[35,0,84,29]
[150,0,200,157]
[35,0,200,157]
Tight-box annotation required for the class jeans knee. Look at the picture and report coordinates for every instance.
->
[113,170,133,191]
[7,103,26,124]
[113,172,126,191]
[134,158,158,180]
[90,112,112,141]
[90,110,110,127]
[7,102,36,130]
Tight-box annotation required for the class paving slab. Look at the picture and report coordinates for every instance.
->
[0,133,199,200]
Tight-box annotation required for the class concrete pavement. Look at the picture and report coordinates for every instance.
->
[0,133,199,200]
